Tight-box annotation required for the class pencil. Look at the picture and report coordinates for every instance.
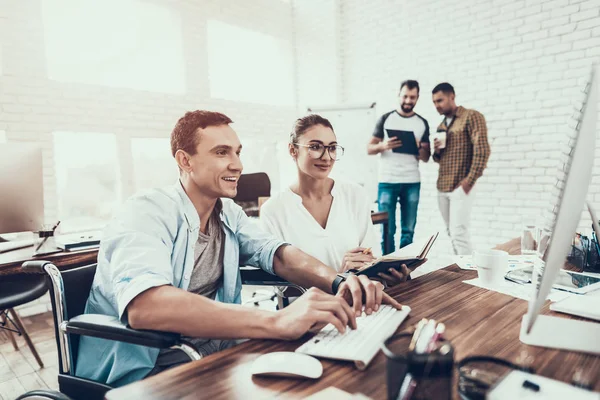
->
[362,247,372,255]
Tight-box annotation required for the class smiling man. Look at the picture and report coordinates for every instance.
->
[367,80,430,254]
[76,110,398,387]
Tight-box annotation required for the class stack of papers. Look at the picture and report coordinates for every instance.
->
[454,255,541,271]
[462,277,572,302]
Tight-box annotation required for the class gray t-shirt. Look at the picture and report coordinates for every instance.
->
[152,210,234,373]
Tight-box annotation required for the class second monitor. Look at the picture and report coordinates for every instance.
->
[0,142,44,235]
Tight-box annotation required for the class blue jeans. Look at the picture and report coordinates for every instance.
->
[377,182,421,254]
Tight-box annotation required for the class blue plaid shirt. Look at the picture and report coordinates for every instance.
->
[75,181,285,387]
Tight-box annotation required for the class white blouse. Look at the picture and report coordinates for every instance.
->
[260,180,381,272]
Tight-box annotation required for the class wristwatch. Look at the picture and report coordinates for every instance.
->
[331,272,353,294]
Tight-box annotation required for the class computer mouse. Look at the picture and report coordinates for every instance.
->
[250,351,323,379]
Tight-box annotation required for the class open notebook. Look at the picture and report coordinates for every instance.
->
[352,232,439,278]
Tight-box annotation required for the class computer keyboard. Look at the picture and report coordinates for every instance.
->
[295,304,411,370]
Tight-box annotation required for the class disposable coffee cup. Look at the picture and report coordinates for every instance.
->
[433,131,447,149]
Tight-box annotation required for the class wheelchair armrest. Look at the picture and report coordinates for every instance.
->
[22,260,54,273]
[240,266,296,286]
[65,314,181,349]
[16,389,73,400]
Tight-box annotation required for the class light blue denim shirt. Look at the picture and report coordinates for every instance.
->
[75,181,285,387]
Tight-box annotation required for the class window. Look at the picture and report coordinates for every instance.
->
[206,20,294,106]
[53,132,121,231]
[42,0,185,94]
[131,138,178,192]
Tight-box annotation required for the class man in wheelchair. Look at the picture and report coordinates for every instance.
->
[76,110,402,387]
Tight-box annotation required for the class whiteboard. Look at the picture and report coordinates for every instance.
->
[306,103,379,203]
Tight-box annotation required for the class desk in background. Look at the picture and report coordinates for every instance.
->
[0,247,98,276]
[105,264,600,399]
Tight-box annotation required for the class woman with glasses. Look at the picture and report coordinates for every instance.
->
[260,114,409,285]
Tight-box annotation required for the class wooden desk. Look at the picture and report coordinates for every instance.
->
[0,247,98,276]
[105,265,600,400]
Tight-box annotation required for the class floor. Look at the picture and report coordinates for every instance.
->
[0,312,59,400]
[0,285,277,400]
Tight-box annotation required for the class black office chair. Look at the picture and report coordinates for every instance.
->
[0,273,49,369]
[240,266,306,309]
[16,261,201,400]
[232,172,306,307]
[233,172,271,217]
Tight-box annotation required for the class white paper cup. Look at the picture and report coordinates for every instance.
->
[473,249,508,286]
[433,131,447,149]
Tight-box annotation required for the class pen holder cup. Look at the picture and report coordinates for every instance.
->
[382,332,454,400]
[33,230,57,256]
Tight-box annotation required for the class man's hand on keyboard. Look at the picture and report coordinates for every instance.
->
[273,287,358,340]
[336,275,403,317]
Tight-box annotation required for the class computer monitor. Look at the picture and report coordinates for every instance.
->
[520,66,600,354]
[0,142,44,235]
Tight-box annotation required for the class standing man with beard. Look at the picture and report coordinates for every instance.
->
[368,80,430,255]
[431,82,490,255]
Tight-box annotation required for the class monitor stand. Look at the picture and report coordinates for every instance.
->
[520,314,600,355]
[519,203,600,355]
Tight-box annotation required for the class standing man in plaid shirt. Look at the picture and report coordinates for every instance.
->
[431,83,490,255]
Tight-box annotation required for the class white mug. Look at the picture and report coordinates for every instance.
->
[473,249,508,286]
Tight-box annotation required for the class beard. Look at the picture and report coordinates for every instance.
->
[401,103,414,113]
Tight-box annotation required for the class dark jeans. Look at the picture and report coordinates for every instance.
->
[377,182,421,254]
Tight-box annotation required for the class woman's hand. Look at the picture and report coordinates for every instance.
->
[341,247,376,272]
[377,264,411,286]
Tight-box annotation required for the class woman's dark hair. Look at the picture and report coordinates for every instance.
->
[289,114,334,144]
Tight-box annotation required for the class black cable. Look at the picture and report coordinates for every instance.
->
[457,356,534,400]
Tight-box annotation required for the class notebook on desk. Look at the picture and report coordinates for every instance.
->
[352,233,439,278]
[56,231,101,251]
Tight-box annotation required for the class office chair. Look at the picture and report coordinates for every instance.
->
[231,172,306,306]
[0,273,48,368]
[16,261,201,400]
[240,266,306,309]
[233,172,271,217]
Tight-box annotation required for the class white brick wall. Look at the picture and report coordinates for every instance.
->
[4,0,600,317]
[1,0,298,315]
[0,0,297,223]
[335,0,600,254]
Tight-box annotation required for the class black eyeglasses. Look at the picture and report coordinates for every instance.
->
[294,143,345,161]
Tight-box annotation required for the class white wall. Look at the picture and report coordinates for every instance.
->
[1,0,298,316]
[329,0,600,253]
[0,0,298,230]
[4,0,600,315]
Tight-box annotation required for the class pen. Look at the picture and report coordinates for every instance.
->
[415,319,437,354]
[35,220,61,252]
[426,322,446,352]
[408,319,427,352]
[399,319,427,400]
